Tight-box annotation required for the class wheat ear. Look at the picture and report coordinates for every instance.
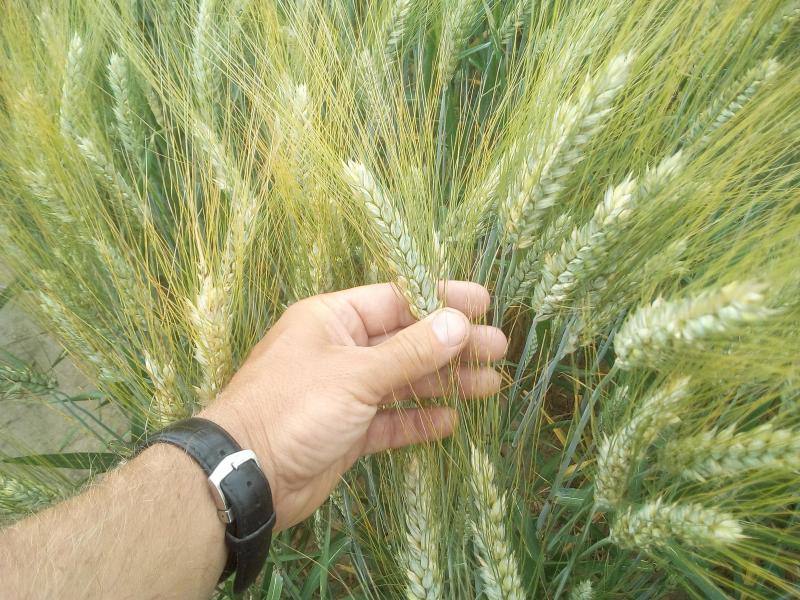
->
[108,53,143,165]
[0,473,61,516]
[75,135,139,213]
[611,498,743,552]
[438,0,477,84]
[187,270,232,405]
[468,446,525,600]
[384,0,415,60]
[595,378,690,510]
[60,33,86,140]
[501,52,634,249]
[665,423,800,481]
[342,161,440,318]
[402,457,443,600]
[499,0,531,46]
[192,0,222,109]
[143,353,185,426]
[614,281,774,370]
[686,58,780,149]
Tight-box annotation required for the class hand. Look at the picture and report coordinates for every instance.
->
[201,282,506,531]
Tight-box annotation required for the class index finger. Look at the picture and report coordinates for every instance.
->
[330,281,491,338]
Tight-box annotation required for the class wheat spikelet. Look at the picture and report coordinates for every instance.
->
[614,281,774,370]
[595,378,690,510]
[60,33,86,139]
[666,424,800,481]
[108,53,143,163]
[143,353,185,426]
[384,0,415,60]
[342,161,439,319]
[501,52,634,249]
[686,58,780,148]
[468,446,525,600]
[611,498,743,552]
[187,271,232,405]
[568,580,594,600]
[402,457,443,600]
[0,473,60,516]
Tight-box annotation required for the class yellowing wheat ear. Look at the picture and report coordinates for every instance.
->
[402,457,443,600]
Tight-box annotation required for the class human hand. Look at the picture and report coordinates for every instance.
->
[201,282,506,531]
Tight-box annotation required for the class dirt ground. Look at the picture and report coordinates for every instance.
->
[0,266,125,458]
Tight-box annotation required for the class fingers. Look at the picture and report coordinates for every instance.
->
[387,365,502,402]
[368,324,507,363]
[355,308,472,397]
[362,407,457,455]
[330,281,490,338]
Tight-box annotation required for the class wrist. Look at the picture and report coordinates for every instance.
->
[198,403,288,531]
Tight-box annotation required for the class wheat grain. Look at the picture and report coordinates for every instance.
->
[468,446,525,600]
[614,281,774,370]
[595,378,690,510]
[402,457,443,600]
[501,53,634,249]
[60,33,86,140]
[342,161,440,319]
[686,59,780,148]
[666,424,800,481]
[611,498,743,552]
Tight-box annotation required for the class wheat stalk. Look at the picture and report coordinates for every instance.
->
[468,446,525,600]
[665,424,800,481]
[614,280,774,370]
[342,161,440,319]
[402,457,443,600]
[611,498,743,552]
[501,52,634,249]
[595,378,690,510]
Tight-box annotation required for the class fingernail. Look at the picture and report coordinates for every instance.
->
[430,309,469,347]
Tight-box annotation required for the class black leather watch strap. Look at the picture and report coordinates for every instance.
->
[141,417,275,594]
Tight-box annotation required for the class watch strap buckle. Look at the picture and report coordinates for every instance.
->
[207,449,260,524]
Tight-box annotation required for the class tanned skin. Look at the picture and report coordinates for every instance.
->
[0,282,506,599]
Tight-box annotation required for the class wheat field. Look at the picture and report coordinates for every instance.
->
[1,1,799,598]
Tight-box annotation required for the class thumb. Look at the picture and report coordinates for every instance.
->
[363,308,471,398]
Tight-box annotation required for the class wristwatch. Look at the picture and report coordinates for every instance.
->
[141,417,276,593]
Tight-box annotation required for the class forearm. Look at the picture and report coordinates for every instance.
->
[0,445,227,600]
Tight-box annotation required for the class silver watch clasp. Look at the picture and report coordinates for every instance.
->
[207,449,261,524]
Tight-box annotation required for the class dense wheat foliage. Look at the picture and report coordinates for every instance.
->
[1,0,799,597]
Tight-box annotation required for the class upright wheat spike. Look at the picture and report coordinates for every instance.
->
[501,52,634,249]
[187,271,231,405]
[499,0,530,45]
[144,353,185,426]
[611,498,743,552]
[595,378,690,510]
[108,53,143,164]
[60,33,86,140]
[666,423,800,481]
[530,152,684,319]
[686,58,780,148]
[468,446,525,600]
[615,281,774,370]
[402,457,443,600]
[342,161,440,318]
[20,168,74,224]
[438,0,477,84]
[193,0,221,109]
